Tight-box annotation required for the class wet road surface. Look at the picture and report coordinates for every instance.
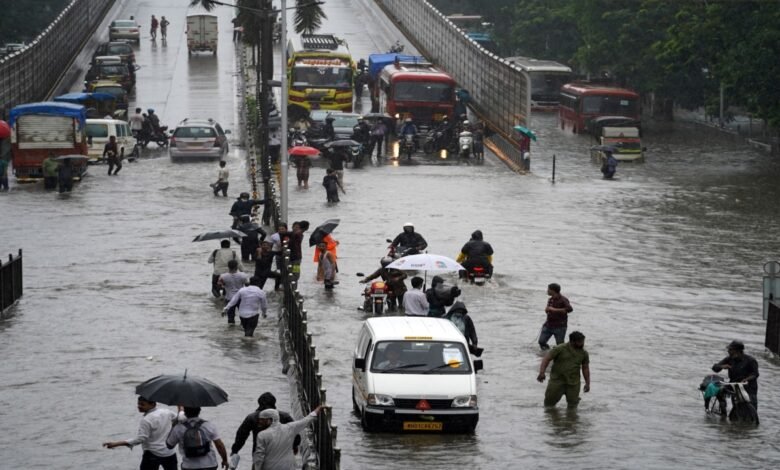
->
[1,0,780,469]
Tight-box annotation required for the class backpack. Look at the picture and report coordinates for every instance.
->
[448,312,467,336]
[181,419,211,458]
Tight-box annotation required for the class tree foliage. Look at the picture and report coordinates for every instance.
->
[0,0,69,44]
[294,0,327,35]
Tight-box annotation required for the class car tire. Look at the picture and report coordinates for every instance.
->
[352,387,360,415]
[360,409,377,432]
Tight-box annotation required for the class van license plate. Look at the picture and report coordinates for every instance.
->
[403,422,442,431]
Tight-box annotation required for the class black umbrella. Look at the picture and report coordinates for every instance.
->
[325,139,360,148]
[193,229,246,242]
[54,155,89,161]
[362,112,392,120]
[135,370,228,407]
[309,218,340,246]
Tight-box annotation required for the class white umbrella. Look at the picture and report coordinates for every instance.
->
[386,254,464,273]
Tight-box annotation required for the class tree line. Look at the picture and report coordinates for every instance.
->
[0,0,69,45]
[430,0,780,127]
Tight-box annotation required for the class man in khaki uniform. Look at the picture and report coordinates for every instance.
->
[537,331,590,407]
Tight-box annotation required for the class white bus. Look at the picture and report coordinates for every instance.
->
[505,56,572,111]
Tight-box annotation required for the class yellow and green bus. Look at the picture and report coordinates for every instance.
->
[287,34,354,114]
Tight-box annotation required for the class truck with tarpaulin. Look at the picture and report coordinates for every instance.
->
[287,34,355,115]
[9,102,88,181]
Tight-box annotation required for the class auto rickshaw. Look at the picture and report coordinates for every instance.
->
[86,81,129,113]
[54,92,126,120]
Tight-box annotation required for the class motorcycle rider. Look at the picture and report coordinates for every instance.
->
[457,230,494,278]
[399,118,418,153]
[437,116,454,145]
[390,222,427,256]
[324,115,336,141]
[360,257,408,311]
[712,340,759,412]
[147,108,161,133]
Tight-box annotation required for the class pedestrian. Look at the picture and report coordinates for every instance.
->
[268,222,289,270]
[402,276,428,316]
[160,16,170,40]
[57,159,74,193]
[316,241,337,289]
[42,153,59,189]
[537,331,590,408]
[322,168,344,203]
[0,157,8,192]
[292,154,311,188]
[325,148,346,186]
[472,123,484,159]
[268,129,281,164]
[253,406,323,470]
[104,135,123,175]
[165,407,229,470]
[218,259,249,324]
[230,392,301,463]
[235,214,266,261]
[444,301,480,355]
[312,233,338,269]
[102,396,183,470]
[370,119,387,157]
[425,275,460,317]
[208,240,244,297]
[538,283,574,351]
[229,192,265,228]
[231,16,242,42]
[211,160,229,196]
[712,340,760,411]
[129,107,145,137]
[288,221,309,282]
[150,15,159,40]
[253,241,281,290]
[224,280,268,336]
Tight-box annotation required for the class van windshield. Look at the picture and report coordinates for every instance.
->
[371,341,471,374]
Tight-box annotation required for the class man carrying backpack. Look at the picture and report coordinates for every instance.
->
[166,407,229,470]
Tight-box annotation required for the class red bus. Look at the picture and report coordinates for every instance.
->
[559,83,640,134]
[376,59,456,128]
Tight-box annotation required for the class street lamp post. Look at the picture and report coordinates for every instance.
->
[280,0,289,223]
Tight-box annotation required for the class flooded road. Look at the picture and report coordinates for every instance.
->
[1,0,779,469]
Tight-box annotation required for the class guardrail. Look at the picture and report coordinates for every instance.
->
[376,0,531,171]
[1,249,23,313]
[0,0,116,119]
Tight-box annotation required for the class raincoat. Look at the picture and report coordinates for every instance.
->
[253,409,316,470]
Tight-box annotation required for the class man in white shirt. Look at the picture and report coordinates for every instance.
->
[208,240,244,297]
[103,396,183,470]
[403,276,429,316]
[218,259,249,324]
[129,107,145,137]
[224,280,268,336]
[212,160,229,197]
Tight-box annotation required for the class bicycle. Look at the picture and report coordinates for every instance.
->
[700,375,759,424]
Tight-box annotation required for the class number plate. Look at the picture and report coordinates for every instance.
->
[403,421,443,431]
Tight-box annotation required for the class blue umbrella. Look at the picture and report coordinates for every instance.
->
[513,125,537,141]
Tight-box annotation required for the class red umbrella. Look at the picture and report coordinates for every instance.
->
[288,146,320,156]
[0,120,11,140]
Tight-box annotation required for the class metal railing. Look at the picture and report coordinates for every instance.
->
[1,249,23,313]
[376,0,531,171]
[0,0,116,120]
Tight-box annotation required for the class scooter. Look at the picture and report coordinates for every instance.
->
[423,128,450,155]
[458,130,473,160]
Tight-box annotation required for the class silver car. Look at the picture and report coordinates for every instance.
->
[109,19,141,43]
[169,119,231,161]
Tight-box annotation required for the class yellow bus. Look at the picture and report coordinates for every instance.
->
[287,34,354,114]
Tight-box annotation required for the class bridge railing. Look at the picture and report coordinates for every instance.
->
[376,0,531,170]
[0,249,23,313]
[0,0,116,120]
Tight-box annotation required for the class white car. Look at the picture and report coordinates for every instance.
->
[109,19,141,43]
[85,119,134,164]
[169,118,230,161]
[352,316,482,433]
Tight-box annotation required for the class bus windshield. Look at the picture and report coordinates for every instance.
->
[530,72,571,96]
[393,82,453,103]
[292,67,352,89]
[582,95,638,116]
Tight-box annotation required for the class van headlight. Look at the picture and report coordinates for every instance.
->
[451,395,477,408]
[367,394,395,406]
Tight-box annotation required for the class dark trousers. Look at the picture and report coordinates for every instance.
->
[269,144,281,164]
[539,325,566,349]
[0,175,7,191]
[252,270,281,290]
[140,451,177,470]
[372,135,384,157]
[240,314,259,336]
[211,274,222,297]
[44,176,58,189]
[58,178,72,193]
[108,159,122,175]
[213,181,228,196]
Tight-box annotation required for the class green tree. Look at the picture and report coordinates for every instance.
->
[0,0,69,44]
[294,0,327,35]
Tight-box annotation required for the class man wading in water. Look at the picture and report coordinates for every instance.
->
[537,331,590,408]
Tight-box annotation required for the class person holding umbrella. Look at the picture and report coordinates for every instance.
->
[310,220,339,271]
[289,146,319,189]
[166,407,229,470]
[103,396,184,470]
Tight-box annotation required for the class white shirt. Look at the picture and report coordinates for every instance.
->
[217,168,229,183]
[166,418,221,469]
[219,271,249,301]
[403,288,429,316]
[208,248,244,275]
[127,407,183,457]
[226,285,268,318]
[269,233,283,253]
[129,113,144,131]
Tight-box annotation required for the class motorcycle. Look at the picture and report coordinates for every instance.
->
[385,238,420,260]
[458,130,473,160]
[349,143,369,168]
[137,125,169,148]
[423,128,449,155]
[362,280,390,315]
[388,40,404,53]
[465,264,491,286]
[400,134,415,160]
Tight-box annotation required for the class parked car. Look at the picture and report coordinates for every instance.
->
[85,118,134,163]
[84,62,134,91]
[109,19,141,43]
[169,118,230,160]
[328,112,362,139]
[92,42,135,65]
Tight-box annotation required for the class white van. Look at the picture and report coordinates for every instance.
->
[85,118,134,163]
[186,14,218,55]
[352,316,482,433]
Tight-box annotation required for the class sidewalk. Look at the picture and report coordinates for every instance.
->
[674,106,777,154]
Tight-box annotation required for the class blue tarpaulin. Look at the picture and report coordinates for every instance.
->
[54,92,117,103]
[9,102,87,128]
[367,53,427,79]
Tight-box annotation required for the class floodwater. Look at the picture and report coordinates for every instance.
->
[1,0,780,469]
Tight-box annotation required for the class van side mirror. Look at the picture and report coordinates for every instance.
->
[473,359,483,372]
[354,358,366,370]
